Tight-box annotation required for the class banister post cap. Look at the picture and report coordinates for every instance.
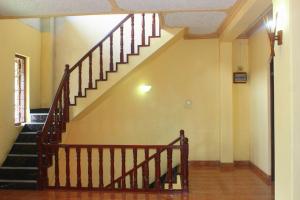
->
[65,64,70,72]
[180,129,185,137]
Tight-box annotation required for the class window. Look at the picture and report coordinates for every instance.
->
[14,55,26,125]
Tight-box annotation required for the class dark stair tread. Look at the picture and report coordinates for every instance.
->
[30,108,49,114]
[10,143,38,154]
[16,134,37,143]
[0,167,38,180]
[2,154,38,167]
[0,180,37,190]
[22,123,44,132]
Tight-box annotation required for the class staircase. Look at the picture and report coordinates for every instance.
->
[0,109,48,189]
[0,13,188,191]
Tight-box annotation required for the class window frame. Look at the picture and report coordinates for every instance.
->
[14,54,27,125]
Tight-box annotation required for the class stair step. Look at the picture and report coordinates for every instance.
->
[0,167,38,180]
[30,108,49,114]
[30,113,48,123]
[0,179,37,190]
[20,132,37,134]
[164,175,182,190]
[16,133,37,143]
[10,143,37,154]
[22,124,44,132]
[2,154,38,167]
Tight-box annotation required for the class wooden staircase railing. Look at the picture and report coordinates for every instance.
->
[41,130,188,191]
[37,13,164,190]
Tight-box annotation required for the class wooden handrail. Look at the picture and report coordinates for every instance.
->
[105,130,186,188]
[41,131,188,191]
[69,14,133,73]
[44,144,181,149]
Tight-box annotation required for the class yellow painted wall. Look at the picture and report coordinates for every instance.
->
[290,0,300,199]
[66,38,221,161]
[0,19,41,164]
[40,18,54,107]
[248,27,271,175]
[219,42,234,163]
[232,39,250,161]
[272,0,299,199]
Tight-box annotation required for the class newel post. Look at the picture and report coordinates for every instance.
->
[180,130,189,192]
[64,64,70,122]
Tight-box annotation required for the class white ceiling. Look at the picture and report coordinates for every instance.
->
[0,0,111,17]
[165,12,227,35]
[0,0,240,36]
[115,0,238,11]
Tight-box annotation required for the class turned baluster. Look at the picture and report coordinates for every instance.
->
[59,95,63,132]
[78,63,82,96]
[110,148,115,188]
[76,147,82,188]
[120,25,124,63]
[49,118,54,143]
[121,148,126,188]
[54,106,60,142]
[131,15,135,54]
[109,35,114,71]
[88,54,93,89]
[99,44,104,81]
[65,147,70,188]
[167,147,173,189]
[98,148,103,188]
[155,148,161,190]
[152,13,156,36]
[141,13,145,46]
[54,146,60,188]
[133,148,138,189]
[64,64,70,122]
[87,147,93,189]
[144,148,149,189]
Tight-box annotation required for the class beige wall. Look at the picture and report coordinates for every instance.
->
[273,0,300,199]
[248,27,271,175]
[0,19,42,164]
[232,39,250,161]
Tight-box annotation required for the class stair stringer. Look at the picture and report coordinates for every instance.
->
[69,27,185,121]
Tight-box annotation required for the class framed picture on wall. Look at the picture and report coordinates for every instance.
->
[233,72,247,83]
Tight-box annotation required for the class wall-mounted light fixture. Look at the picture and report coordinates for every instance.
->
[264,13,283,57]
[138,84,152,94]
